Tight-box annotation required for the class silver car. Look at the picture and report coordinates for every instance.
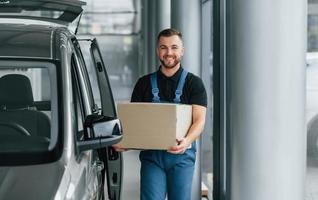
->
[0,1,123,199]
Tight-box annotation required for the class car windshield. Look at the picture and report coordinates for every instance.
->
[0,60,58,163]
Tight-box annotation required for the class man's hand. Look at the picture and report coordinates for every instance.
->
[112,144,128,152]
[167,138,191,154]
[167,105,206,154]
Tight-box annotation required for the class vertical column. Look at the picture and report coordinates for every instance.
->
[142,0,171,73]
[227,0,307,200]
[213,0,228,198]
[201,1,213,200]
[147,1,157,73]
[140,0,149,75]
[171,1,202,200]
[155,0,171,67]
[156,0,171,32]
[171,0,201,76]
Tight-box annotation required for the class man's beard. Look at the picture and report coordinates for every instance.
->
[159,56,181,69]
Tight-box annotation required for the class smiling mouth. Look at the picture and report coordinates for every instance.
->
[165,56,175,60]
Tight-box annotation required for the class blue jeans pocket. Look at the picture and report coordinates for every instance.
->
[184,148,196,164]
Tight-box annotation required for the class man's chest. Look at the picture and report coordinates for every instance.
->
[143,80,190,104]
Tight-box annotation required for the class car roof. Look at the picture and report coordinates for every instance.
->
[0,23,70,60]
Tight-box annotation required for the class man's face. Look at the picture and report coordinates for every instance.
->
[157,35,184,69]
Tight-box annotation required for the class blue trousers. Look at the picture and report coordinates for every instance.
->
[139,147,196,200]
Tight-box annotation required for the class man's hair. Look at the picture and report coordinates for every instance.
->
[157,28,182,43]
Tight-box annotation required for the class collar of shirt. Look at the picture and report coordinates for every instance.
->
[157,66,183,83]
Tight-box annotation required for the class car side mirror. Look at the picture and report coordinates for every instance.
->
[77,114,122,152]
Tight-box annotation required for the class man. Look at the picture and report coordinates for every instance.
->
[114,28,207,200]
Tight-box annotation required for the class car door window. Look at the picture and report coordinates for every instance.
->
[72,40,96,115]
[71,54,85,141]
[78,39,116,118]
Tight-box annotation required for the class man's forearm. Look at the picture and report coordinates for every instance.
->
[185,104,207,144]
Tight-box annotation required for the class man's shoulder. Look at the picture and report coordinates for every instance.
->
[186,72,204,85]
[136,73,151,83]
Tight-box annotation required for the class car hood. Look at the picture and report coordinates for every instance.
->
[0,162,64,200]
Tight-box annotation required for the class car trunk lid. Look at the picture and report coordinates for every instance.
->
[0,0,86,30]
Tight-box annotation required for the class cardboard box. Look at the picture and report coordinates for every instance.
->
[117,103,192,150]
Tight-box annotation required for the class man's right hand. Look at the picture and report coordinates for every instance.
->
[112,144,128,152]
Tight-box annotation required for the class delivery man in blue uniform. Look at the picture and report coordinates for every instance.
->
[114,28,207,200]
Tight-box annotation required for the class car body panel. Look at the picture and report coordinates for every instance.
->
[0,163,64,199]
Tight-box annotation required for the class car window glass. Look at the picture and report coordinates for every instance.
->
[0,61,57,156]
[71,55,85,141]
[71,49,94,116]
[72,41,96,114]
[79,39,116,117]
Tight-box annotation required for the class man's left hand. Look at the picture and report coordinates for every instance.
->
[167,138,191,154]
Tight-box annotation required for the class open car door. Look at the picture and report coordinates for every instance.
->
[90,38,122,200]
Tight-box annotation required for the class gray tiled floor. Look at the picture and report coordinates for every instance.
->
[121,150,140,200]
